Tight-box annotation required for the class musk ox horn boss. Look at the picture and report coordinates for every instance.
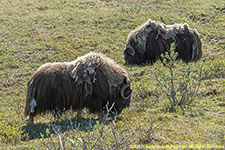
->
[24,52,132,123]
[124,19,202,65]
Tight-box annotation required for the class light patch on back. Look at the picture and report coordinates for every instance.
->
[87,66,96,83]
[87,66,95,74]
[129,19,154,52]
[30,98,37,113]
[68,52,128,88]
[158,23,186,40]
[69,62,81,82]
[128,19,192,51]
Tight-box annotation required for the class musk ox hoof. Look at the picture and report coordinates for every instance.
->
[25,116,34,124]
[76,110,82,118]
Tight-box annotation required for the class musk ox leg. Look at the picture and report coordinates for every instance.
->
[25,114,35,123]
[29,98,37,114]
[97,111,104,121]
[76,109,82,118]
[52,111,63,120]
[25,98,37,123]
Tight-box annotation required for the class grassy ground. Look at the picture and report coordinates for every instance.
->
[0,0,224,149]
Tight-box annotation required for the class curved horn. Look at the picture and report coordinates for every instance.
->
[125,43,135,56]
[120,83,131,100]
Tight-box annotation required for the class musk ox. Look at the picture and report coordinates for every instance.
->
[124,19,202,65]
[24,52,132,123]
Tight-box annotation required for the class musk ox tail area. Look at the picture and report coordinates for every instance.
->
[24,52,132,123]
[191,29,202,61]
[24,63,79,122]
[124,19,203,65]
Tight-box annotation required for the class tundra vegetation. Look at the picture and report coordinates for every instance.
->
[0,0,224,149]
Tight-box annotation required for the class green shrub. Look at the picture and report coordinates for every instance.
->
[154,43,205,112]
[0,113,27,144]
[203,59,225,79]
[0,97,27,144]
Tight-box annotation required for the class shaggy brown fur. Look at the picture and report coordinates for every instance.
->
[24,52,132,123]
[124,19,202,65]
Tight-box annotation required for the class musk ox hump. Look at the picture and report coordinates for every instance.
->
[157,23,189,40]
[69,58,99,97]
[127,19,156,52]
[69,62,81,82]
[80,52,128,87]
[70,52,128,94]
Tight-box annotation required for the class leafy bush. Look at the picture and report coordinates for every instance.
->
[132,78,155,108]
[203,59,225,79]
[0,114,27,144]
[154,43,205,112]
[0,98,27,144]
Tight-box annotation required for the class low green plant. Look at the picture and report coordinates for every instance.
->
[0,97,28,144]
[0,114,27,144]
[139,123,154,144]
[154,43,205,112]
[203,59,225,79]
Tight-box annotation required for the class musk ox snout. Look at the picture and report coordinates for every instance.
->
[24,52,132,123]
[124,47,135,64]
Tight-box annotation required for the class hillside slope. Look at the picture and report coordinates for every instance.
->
[0,0,224,149]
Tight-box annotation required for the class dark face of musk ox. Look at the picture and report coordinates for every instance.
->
[103,78,132,117]
[124,41,146,65]
[116,78,132,112]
